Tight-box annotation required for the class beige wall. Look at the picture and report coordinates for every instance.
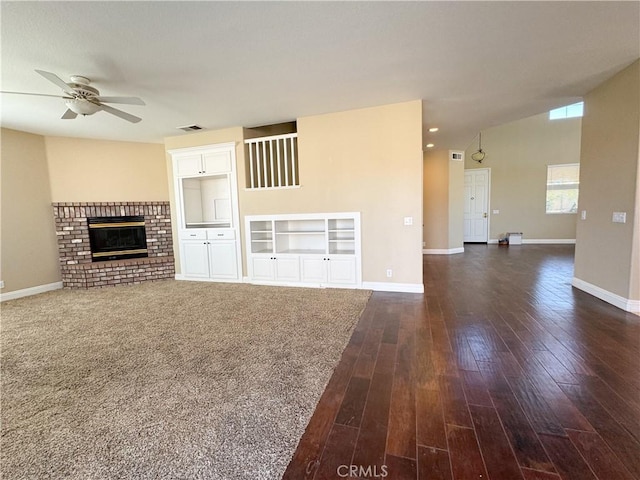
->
[574,60,639,301]
[45,136,168,202]
[422,150,465,252]
[464,112,582,241]
[165,101,424,286]
[293,101,423,285]
[1,128,61,293]
[423,150,449,250]
[448,155,464,249]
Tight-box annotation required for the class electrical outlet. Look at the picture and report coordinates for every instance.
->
[386,269,393,278]
[612,212,626,223]
[403,216,413,226]
[0,280,4,289]
[581,210,587,220]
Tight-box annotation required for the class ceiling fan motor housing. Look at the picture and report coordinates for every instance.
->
[68,83,99,98]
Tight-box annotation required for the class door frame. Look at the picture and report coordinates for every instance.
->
[463,167,491,243]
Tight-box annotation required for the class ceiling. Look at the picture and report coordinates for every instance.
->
[1,2,638,150]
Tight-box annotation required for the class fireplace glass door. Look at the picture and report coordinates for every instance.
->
[88,216,148,261]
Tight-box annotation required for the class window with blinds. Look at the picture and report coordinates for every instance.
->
[546,163,580,214]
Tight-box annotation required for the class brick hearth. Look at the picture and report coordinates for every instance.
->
[52,202,175,289]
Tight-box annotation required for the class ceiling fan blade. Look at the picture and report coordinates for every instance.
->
[35,69,74,94]
[96,102,142,123]
[96,96,145,106]
[61,109,78,120]
[0,91,72,99]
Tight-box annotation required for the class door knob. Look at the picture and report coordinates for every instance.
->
[483,213,488,218]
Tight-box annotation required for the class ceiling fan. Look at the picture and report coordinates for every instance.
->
[1,70,145,123]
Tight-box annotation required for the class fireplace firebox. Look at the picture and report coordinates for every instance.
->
[88,216,148,262]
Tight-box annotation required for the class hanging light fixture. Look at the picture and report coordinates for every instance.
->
[471,132,486,163]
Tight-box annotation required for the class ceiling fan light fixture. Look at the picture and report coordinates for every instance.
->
[471,132,486,163]
[471,150,486,162]
[65,98,100,116]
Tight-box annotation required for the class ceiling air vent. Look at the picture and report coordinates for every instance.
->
[177,124,203,132]
[450,150,464,162]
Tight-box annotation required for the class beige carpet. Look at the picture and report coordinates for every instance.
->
[1,280,370,479]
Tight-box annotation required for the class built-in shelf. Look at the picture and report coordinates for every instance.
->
[245,212,361,287]
[170,142,242,282]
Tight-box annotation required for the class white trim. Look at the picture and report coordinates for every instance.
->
[361,281,424,294]
[523,239,576,244]
[175,274,242,283]
[244,185,301,191]
[423,247,464,255]
[0,282,63,302]
[244,133,297,144]
[572,277,640,315]
[488,239,576,245]
[167,142,236,156]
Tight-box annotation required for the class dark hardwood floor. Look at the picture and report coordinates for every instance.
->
[282,244,640,480]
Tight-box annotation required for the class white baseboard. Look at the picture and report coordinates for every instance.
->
[524,239,576,244]
[423,247,464,255]
[361,281,424,294]
[488,239,575,245]
[0,281,63,302]
[572,277,640,315]
[175,274,242,283]
[177,274,424,294]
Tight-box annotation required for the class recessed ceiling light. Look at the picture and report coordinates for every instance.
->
[426,143,435,148]
[428,127,439,132]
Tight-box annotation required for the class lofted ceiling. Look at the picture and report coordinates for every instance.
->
[1,1,638,150]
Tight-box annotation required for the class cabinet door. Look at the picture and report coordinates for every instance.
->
[181,241,210,278]
[203,151,231,174]
[300,256,327,283]
[176,154,203,176]
[274,256,300,282]
[327,256,357,285]
[208,241,238,279]
[251,256,275,281]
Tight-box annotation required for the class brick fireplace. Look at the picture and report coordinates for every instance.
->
[52,202,175,289]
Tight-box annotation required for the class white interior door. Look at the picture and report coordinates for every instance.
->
[464,169,490,243]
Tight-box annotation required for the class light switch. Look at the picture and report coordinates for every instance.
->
[612,212,626,223]
[492,210,500,214]
[403,216,413,226]
[581,210,587,220]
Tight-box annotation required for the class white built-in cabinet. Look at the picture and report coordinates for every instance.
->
[169,143,242,282]
[245,213,361,288]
